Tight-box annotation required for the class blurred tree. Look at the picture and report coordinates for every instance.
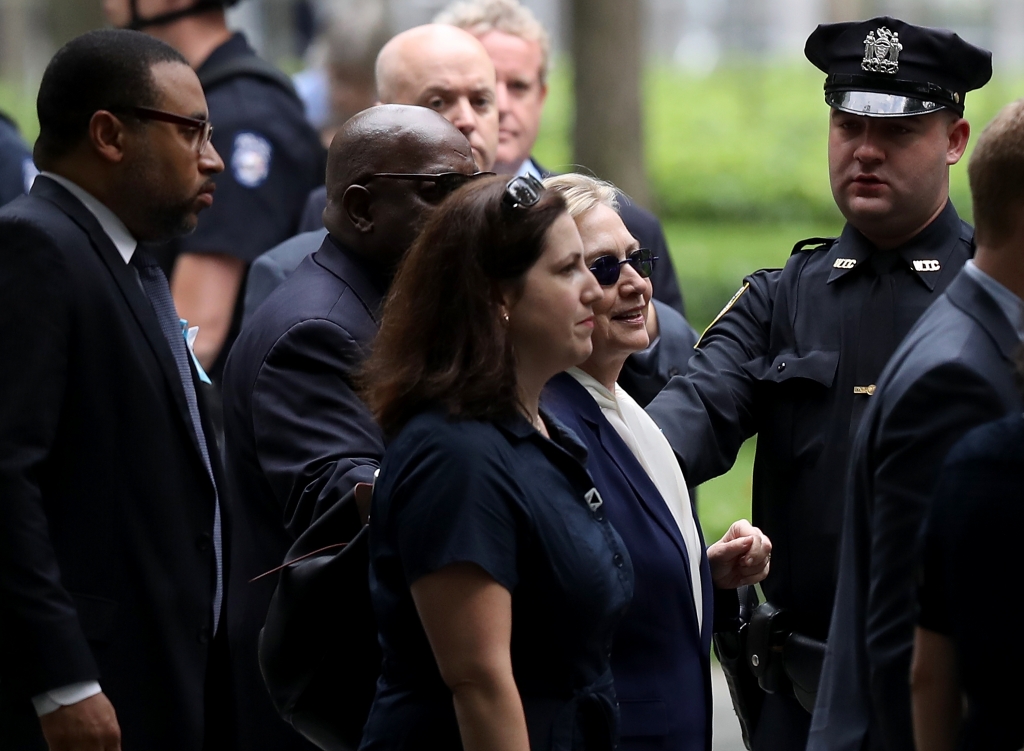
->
[569,0,650,207]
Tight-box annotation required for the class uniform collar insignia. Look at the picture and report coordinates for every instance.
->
[912,259,941,272]
[862,26,902,75]
[833,258,857,269]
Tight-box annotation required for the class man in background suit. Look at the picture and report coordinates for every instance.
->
[436,0,686,316]
[809,97,1024,751]
[221,104,480,751]
[0,29,226,751]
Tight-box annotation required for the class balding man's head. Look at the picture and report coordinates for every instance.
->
[324,104,478,269]
[375,24,499,171]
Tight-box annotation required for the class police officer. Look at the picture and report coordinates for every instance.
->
[645,17,991,751]
[0,111,37,207]
[103,0,325,383]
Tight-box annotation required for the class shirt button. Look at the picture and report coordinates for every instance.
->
[196,533,212,552]
[613,553,624,568]
[668,367,680,377]
[777,362,786,372]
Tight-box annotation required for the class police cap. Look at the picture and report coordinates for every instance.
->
[805,17,991,118]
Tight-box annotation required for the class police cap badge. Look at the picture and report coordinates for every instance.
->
[804,17,991,117]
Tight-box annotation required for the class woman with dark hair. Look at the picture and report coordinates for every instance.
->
[911,345,1024,751]
[359,175,632,751]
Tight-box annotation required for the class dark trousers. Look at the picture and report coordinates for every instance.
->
[752,692,811,751]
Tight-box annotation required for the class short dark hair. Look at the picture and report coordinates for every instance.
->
[362,175,567,437]
[34,29,188,164]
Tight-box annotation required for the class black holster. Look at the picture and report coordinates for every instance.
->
[712,585,763,750]
[745,600,826,714]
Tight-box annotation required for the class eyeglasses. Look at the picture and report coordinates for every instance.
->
[359,171,494,197]
[119,106,214,154]
[589,248,658,286]
[502,174,544,210]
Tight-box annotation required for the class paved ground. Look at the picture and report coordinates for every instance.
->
[711,662,747,751]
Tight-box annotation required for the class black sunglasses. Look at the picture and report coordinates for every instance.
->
[502,174,544,210]
[360,171,493,196]
[589,248,658,286]
[118,106,214,154]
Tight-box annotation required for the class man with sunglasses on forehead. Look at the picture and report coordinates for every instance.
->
[220,104,484,751]
[0,29,228,751]
[646,18,991,751]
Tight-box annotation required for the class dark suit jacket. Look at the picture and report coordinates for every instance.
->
[543,372,730,751]
[0,177,222,750]
[808,270,1023,751]
[242,228,327,325]
[618,299,699,408]
[222,234,385,751]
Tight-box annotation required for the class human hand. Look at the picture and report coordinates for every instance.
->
[39,692,120,751]
[707,519,771,589]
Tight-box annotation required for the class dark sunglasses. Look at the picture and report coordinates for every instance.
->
[589,248,658,286]
[119,106,214,154]
[502,174,544,210]
[360,171,493,196]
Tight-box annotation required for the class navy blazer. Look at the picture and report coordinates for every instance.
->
[543,372,730,751]
[0,177,223,749]
[809,269,1023,751]
[222,234,385,751]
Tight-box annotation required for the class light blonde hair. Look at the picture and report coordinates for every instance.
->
[542,173,619,221]
[434,0,551,84]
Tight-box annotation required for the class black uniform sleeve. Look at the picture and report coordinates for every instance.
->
[0,220,100,694]
[387,428,522,591]
[646,269,780,485]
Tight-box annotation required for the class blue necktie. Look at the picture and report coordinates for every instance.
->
[130,250,223,633]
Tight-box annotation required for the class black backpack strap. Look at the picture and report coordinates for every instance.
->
[790,236,836,256]
[198,54,301,104]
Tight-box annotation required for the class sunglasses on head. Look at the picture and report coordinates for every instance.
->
[360,171,493,196]
[502,174,544,211]
[589,248,658,286]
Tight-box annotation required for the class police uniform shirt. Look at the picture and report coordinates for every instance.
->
[163,33,324,380]
[0,113,37,208]
[647,200,973,637]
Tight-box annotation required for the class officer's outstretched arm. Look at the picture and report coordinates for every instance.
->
[646,268,780,485]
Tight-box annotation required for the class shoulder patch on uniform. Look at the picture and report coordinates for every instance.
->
[695,282,750,349]
[791,236,837,256]
[231,131,272,188]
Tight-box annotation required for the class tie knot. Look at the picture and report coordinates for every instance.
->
[129,249,158,271]
[868,250,903,276]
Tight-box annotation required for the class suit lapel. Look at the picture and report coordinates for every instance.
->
[557,374,703,629]
[32,177,206,460]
